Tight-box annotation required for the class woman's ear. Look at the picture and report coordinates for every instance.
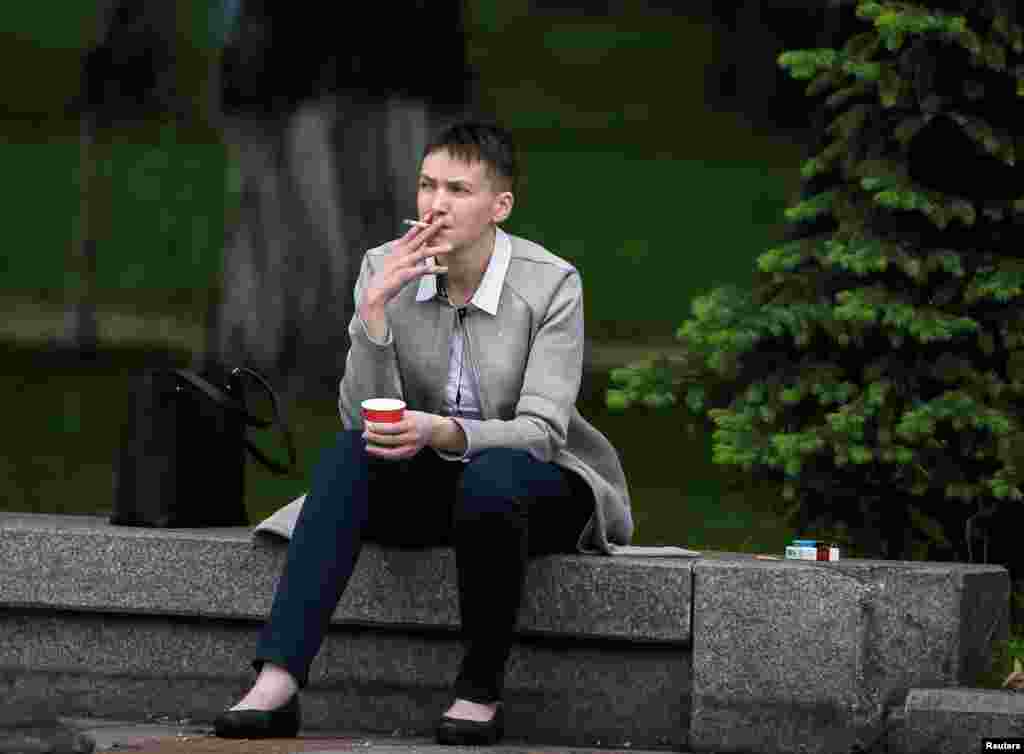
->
[493,192,514,224]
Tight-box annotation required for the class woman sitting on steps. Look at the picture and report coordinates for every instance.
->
[212,119,633,746]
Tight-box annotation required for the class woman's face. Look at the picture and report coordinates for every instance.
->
[417,149,512,253]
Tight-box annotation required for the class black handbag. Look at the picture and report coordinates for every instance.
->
[111,364,298,527]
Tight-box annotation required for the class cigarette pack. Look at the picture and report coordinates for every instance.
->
[785,545,818,561]
[785,540,840,561]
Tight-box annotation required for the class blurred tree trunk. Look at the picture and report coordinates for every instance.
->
[76,0,475,391]
[213,95,435,396]
[208,0,475,397]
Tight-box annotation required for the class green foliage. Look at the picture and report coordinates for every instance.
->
[784,191,836,223]
[777,49,841,80]
[777,49,882,81]
[608,0,1024,565]
[608,358,682,413]
[864,4,967,52]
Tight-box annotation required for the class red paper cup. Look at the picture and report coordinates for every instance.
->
[361,398,406,424]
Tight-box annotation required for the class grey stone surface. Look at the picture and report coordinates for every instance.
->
[3,513,1009,754]
[691,559,874,754]
[689,557,1009,754]
[904,688,1024,754]
[0,513,693,643]
[0,611,688,749]
[66,720,211,754]
[839,559,1010,706]
[70,716,683,754]
[0,699,94,753]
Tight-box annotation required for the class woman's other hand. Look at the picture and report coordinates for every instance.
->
[363,410,440,460]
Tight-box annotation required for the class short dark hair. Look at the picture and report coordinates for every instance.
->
[422,120,518,195]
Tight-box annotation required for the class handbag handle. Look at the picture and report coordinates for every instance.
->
[163,367,298,476]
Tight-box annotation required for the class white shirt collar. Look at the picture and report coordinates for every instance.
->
[415,226,511,316]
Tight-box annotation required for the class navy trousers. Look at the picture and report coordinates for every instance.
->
[252,429,595,704]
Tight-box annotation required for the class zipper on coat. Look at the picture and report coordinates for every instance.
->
[455,307,466,411]
[458,306,487,419]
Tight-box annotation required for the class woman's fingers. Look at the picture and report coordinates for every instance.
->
[392,221,442,265]
[403,262,446,285]
[421,242,452,261]
[377,212,449,300]
[364,422,410,445]
[411,220,445,251]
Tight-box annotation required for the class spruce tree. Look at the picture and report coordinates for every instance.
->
[609,0,1024,570]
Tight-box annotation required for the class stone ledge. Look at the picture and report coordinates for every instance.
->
[0,612,689,748]
[689,557,1010,754]
[0,513,693,644]
[0,512,693,748]
[2,512,1012,754]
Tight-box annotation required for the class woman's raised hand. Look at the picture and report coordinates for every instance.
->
[362,210,452,311]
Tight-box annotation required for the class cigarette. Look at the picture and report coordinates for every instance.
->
[403,219,438,269]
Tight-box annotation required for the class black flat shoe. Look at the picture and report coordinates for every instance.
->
[213,693,300,739]
[435,703,504,746]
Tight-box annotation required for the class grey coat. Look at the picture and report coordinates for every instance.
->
[254,227,633,554]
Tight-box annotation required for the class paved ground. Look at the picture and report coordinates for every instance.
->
[71,717,680,754]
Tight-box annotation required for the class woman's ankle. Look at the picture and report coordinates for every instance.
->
[258,663,299,696]
[231,663,299,710]
[444,698,498,722]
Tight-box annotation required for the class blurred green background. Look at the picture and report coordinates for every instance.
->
[0,1,811,553]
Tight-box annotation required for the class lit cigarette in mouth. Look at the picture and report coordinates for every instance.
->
[403,219,439,269]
